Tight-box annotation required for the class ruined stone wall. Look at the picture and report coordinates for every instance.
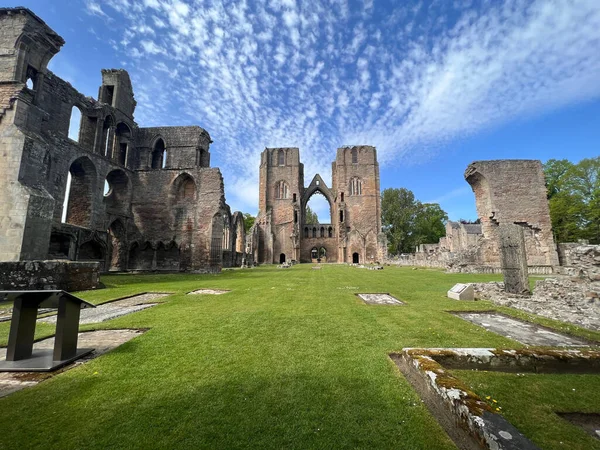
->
[465,160,559,267]
[135,126,211,170]
[0,260,99,291]
[0,8,241,278]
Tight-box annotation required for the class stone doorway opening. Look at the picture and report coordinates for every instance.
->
[279,253,286,264]
[352,252,360,264]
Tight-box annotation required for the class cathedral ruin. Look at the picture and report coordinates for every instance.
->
[252,146,387,264]
[0,8,245,289]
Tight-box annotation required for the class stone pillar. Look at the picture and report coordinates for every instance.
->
[499,224,530,295]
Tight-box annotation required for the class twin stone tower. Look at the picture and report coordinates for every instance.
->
[254,146,388,264]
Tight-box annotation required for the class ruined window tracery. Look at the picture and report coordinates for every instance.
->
[351,148,358,164]
[278,149,285,166]
[349,177,362,196]
[275,180,289,199]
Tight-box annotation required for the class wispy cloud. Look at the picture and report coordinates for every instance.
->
[82,0,600,214]
[425,186,472,205]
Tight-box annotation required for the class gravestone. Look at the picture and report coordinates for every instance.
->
[499,224,530,295]
[447,283,474,300]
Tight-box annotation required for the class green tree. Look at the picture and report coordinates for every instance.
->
[243,213,255,233]
[381,188,448,254]
[544,157,600,243]
[305,205,319,224]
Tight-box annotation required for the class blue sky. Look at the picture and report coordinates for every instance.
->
[11,0,600,223]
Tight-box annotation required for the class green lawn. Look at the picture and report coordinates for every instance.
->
[1,265,598,449]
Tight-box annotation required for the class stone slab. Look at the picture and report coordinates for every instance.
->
[0,329,146,397]
[187,289,230,295]
[357,293,403,305]
[38,293,169,324]
[454,312,589,347]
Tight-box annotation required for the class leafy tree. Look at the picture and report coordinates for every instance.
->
[381,188,448,254]
[543,157,599,244]
[305,205,319,224]
[243,213,255,233]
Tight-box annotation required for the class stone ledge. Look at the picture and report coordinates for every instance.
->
[390,348,600,450]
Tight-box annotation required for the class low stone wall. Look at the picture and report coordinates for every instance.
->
[386,256,553,275]
[557,244,600,280]
[0,260,100,291]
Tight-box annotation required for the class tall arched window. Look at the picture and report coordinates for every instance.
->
[102,116,114,157]
[351,148,358,164]
[349,177,362,196]
[68,106,82,142]
[151,138,166,169]
[275,180,289,199]
[278,149,285,166]
[115,123,131,166]
[320,227,325,238]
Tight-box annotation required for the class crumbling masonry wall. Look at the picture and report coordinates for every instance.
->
[465,160,559,268]
[0,8,243,283]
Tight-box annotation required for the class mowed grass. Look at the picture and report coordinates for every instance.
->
[0,265,599,449]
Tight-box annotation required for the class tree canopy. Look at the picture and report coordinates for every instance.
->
[305,205,319,224]
[243,213,255,233]
[381,187,448,255]
[544,157,599,244]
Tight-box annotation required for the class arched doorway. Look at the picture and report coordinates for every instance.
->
[311,247,318,261]
[352,252,360,264]
[279,253,286,264]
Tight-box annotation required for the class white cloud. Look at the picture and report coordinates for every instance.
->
[82,0,600,214]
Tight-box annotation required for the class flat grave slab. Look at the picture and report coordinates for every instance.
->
[357,293,404,305]
[187,289,230,295]
[38,293,169,325]
[0,329,146,397]
[454,312,589,347]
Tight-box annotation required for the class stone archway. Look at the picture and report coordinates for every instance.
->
[352,252,360,264]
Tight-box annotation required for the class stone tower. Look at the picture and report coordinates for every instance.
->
[255,145,387,264]
[332,146,386,264]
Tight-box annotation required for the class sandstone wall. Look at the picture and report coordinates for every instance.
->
[465,160,559,267]
[0,260,99,291]
[0,7,243,282]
